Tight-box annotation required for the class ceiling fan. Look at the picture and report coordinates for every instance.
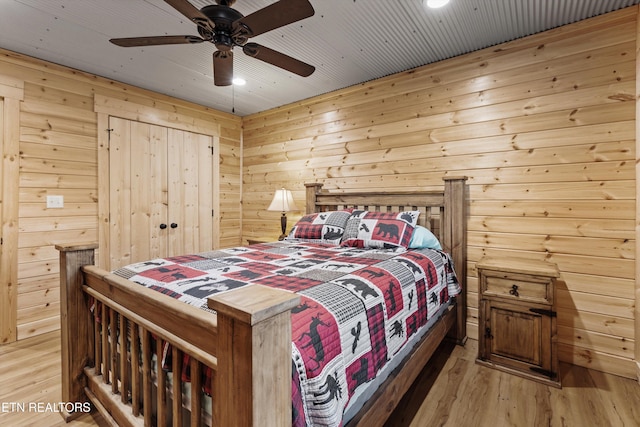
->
[110,0,315,86]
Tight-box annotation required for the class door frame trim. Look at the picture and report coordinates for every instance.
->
[0,74,24,344]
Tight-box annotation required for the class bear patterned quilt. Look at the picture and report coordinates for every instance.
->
[113,241,461,426]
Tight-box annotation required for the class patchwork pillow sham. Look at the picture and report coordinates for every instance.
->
[285,209,353,244]
[341,210,420,249]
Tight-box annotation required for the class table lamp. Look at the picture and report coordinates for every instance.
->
[267,188,299,240]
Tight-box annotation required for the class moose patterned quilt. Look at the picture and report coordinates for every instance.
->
[113,241,461,427]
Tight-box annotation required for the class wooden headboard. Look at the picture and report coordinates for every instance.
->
[305,178,466,251]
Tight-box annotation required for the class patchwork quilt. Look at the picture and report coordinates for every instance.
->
[113,241,461,426]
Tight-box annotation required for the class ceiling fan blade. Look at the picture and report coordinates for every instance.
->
[234,0,314,38]
[243,42,314,77]
[213,51,234,86]
[164,0,215,32]
[110,35,204,47]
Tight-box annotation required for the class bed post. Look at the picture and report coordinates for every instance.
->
[305,182,323,214]
[56,243,98,421]
[208,284,300,427]
[443,177,468,345]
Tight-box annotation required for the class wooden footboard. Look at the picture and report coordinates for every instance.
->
[57,177,467,426]
[58,243,299,426]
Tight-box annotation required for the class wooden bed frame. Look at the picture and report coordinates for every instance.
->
[57,177,467,427]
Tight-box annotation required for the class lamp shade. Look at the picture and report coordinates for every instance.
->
[267,188,299,212]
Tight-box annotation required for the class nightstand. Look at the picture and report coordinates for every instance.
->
[476,257,561,387]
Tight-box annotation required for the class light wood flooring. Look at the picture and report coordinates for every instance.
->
[387,340,640,427]
[1,331,638,426]
[0,331,107,427]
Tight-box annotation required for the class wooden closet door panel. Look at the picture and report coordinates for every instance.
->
[167,128,184,256]
[110,118,170,268]
[167,129,213,256]
[129,121,168,262]
[108,117,133,269]
[149,125,169,259]
[196,133,214,252]
[129,121,150,262]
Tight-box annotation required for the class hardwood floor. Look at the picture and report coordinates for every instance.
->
[0,331,107,427]
[388,340,640,427]
[1,331,638,426]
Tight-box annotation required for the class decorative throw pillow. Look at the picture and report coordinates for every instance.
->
[409,225,442,250]
[285,209,353,244]
[341,210,420,249]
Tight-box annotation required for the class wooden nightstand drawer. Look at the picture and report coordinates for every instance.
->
[481,271,553,305]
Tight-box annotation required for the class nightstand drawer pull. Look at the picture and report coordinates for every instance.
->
[509,284,519,297]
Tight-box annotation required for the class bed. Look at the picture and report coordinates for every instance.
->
[57,177,467,427]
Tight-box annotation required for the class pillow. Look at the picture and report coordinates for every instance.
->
[341,210,420,249]
[285,209,353,244]
[409,225,442,250]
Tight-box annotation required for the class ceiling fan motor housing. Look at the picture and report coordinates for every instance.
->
[200,5,246,50]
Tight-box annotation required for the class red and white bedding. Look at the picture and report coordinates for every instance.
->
[113,241,460,426]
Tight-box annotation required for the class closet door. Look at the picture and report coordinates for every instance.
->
[167,128,214,256]
[108,117,214,269]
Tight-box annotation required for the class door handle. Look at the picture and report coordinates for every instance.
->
[170,223,178,229]
[159,223,167,229]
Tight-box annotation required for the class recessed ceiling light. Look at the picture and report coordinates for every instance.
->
[425,0,450,8]
[232,77,246,86]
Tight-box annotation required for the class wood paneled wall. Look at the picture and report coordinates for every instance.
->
[0,48,242,343]
[243,8,638,378]
[1,5,637,381]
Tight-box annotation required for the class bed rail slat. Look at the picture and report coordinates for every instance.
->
[172,346,183,427]
[131,324,141,417]
[119,314,127,401]
[102,304,110,385]
[189,358,203,426]
[94,313,102,377]
[156,338,167,427]
[142,330,152,427]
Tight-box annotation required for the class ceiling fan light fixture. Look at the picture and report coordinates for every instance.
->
[425,0,450,8]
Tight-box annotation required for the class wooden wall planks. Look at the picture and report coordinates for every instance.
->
[0,48,242,342]
[242,7,638,378]
[0,3,637,381]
